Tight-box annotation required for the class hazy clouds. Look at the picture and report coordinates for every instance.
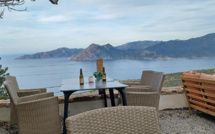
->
[1,0,215,54]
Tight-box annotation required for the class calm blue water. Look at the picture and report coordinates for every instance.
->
[1,55,215,96]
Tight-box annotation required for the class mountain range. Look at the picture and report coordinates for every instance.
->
[16,33,215,60]
[70,43,163,61]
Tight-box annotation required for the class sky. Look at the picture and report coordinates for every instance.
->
[1,0,215,55]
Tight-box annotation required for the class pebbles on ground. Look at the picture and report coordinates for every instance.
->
[159,109,215,134]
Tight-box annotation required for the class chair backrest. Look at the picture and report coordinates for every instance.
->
[3,81,20,105]
[140,70,155,85]
[151,72,165,93]
[66,106,160,134]
[4,76,20,91]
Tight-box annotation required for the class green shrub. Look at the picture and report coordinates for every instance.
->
[0,57,9,100]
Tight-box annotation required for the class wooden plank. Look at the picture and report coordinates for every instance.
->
[190,104,215,116]
[181,76,215,84]
[189,99,205,107]
[200,86,215,91]
[183,83,201,88]
[184,83,215,91]
[187,94,215,104]
[206,104,215,110]
[187,94,204,101]
[185,88,215,98]
[96,59,103,72]
[183,87,193,114]
[189,99,215,110]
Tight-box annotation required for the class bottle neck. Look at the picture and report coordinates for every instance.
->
[80,69,83,76]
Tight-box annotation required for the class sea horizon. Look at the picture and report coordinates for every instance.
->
[1,54,215,96]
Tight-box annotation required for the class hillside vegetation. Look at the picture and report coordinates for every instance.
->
[163,68,215,87]
[122,68,215,87]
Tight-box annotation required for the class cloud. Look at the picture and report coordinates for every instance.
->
[1,0,215,54]
[38,15,70,23]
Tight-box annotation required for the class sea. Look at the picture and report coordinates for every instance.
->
[1,54,215,96]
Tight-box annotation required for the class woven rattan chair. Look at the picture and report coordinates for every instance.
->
[66,106,160,134]
[4,75,47,126]
[3,81,61,134]
[4,75,46,96]
[122,70,155,88]
[125,72,165,110]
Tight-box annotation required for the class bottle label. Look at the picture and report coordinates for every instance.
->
[80,78,84,85]
[102,75,106,81]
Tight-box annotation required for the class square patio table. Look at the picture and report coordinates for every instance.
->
[60,78,128,134]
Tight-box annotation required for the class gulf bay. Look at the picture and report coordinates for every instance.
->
[1,55,215,96]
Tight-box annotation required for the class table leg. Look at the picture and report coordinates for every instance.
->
[63,92,73,134]
[117,88,127,106]
[109,88,115,106]
[102,89,108,107]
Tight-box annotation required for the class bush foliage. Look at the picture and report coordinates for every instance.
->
[0,57,9,99]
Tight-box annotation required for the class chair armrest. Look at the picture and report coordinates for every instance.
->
[17,90,41,97]
[18,96,58,106]
[125,86,152,92]
[21,88,47,93]
[19,92,54,103]
[121,82,141,87]
[126,91,159,95]
[125,92,160,110]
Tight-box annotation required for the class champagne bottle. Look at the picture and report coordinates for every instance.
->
[80,68,84,85]
[102,67,106,81]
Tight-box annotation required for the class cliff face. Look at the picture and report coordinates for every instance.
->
[16,48,83,59]
[70,43,162,61]
[70,44,124,61]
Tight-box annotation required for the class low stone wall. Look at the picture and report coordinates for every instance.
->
[0,95,119,122]
[161,86,184,94]
[0,87,187,122]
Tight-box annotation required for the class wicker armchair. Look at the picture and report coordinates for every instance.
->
[4,75,47,126]
[66,106,160,134]
[4,75,46,97]
[3,81,61,134]
[122,70,155,88]
[125,72,165,110]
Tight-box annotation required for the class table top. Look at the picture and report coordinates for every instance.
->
[60,78,127,92]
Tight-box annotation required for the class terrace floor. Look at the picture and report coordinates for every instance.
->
[159,109,215,134]
[1,108,215,134]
